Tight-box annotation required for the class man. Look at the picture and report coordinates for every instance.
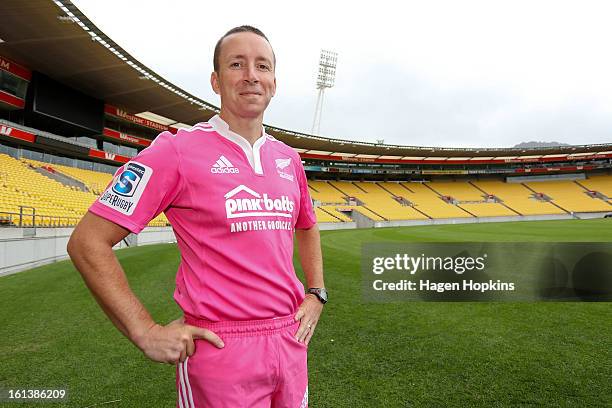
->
[68,25,326,407]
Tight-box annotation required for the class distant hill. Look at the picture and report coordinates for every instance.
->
[512,141,571,148]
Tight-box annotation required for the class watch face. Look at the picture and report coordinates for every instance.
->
[309,288,328,303]
[319,289,328,302]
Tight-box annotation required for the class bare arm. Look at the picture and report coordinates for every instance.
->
[295,224,325,289]
[293,224,325,345]
[67,212,223,363]
[68,212,153,343]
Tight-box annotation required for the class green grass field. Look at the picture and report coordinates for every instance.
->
[1,219,611,407]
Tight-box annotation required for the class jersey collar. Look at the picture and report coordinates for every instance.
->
[208,114,270,175]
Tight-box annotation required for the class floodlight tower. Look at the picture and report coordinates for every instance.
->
[311,49,338,135]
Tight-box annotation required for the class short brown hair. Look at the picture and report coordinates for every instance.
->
[213,25,275,72]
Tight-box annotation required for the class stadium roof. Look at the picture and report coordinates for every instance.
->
[0,0,219,126]
[0,0,611,158]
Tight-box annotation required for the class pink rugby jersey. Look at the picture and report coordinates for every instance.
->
[88,115,317,321]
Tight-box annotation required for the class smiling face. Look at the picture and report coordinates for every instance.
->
[211,32,276,121]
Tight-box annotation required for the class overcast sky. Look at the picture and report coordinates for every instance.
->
[72,0,612,148]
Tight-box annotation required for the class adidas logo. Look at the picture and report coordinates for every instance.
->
[211,155,239,174]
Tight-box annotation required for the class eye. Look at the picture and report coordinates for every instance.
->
[230,62,242,68]
[258,64,271,71]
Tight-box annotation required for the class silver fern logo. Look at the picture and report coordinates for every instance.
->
[275,157,294,181]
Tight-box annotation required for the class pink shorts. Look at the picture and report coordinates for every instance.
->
[176,314,308,408]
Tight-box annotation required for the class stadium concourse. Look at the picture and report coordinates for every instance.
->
[0,0,611,275]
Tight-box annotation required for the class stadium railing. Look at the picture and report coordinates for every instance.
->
[0,210,81,228]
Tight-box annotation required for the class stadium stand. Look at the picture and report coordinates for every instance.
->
[309,180,427,221]
[577,174,612,199]
[0,153,169,228]
[472,180,566,216]
[308,180,346,203]
[313,207,342,223]
[458,202,517,217]
[326,181,387,221]
[427,180,517,217]
[429,180,484,201]
[304,177,611,222]
[44,162,114,195]
[318,206,353,222]
[524,179,611,213]
[398,182,472,219]
[308,181,355,222]
[354,182,428,221]
[2,149,609,229]
[1,153,83,226]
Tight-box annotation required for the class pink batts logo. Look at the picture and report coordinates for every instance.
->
[224,185,294,219]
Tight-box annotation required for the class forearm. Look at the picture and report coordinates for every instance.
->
[68,238,155,348]
[295,225,325,288]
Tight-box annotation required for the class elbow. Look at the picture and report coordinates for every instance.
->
[67,226,114,261]
[66,229,80,260]
[67,224,90,260]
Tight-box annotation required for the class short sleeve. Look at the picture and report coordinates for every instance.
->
[88,131,181,234]
[294,155,317,229]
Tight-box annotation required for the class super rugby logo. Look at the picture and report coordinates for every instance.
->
[224,185,294,219]
[98,161,152,216]
[112,163,145,196]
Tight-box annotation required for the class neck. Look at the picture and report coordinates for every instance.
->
[219,110,263,146]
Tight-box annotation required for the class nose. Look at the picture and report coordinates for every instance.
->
[243,62,259,84]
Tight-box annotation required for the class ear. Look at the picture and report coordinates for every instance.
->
[272,77,276,98]
[211,71,220,95]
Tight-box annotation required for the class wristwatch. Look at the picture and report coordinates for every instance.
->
[307,288,328,304]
